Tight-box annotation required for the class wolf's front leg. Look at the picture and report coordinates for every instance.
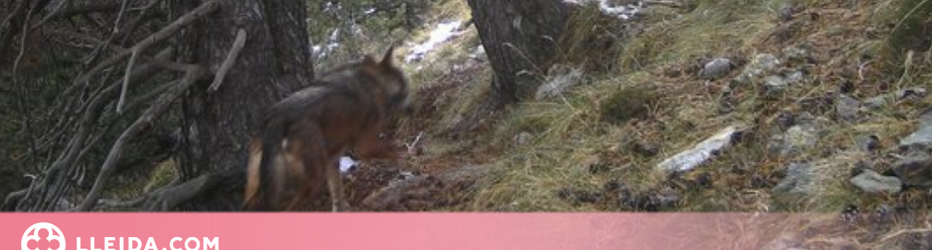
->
[325,158,351,212]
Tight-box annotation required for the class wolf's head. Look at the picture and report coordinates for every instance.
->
[362,46,414,115]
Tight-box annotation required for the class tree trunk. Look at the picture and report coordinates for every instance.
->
[466,0,575,105]
[173,0,313,210]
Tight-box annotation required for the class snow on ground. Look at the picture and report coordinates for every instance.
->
[405,20,464,63]
[564,0,643,20]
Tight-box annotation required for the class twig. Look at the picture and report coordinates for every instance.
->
[405,131,425,152]
[117,49,140,113]
[209,28,248,92]
[76,0,219,85]
[31,0,73,29]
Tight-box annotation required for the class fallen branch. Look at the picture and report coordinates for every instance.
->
[77,64,206,211]
[209,28,248,92]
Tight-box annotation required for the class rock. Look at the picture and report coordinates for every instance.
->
[772,152,866,207]
[772,162,816,195]
[834,94,861,121]
[778,3,796,22]
[899,109,932,149]
[863,95,888,109]
[535,65,584,100]
[849,170,902,194]
[656,124,747,173]
[783,44,813,64]
[736,54,781,84]
[617,186,680,211]
[855,135,880,152]
[763,71,805,95]
[699,58,733,80]
[768,116,828,157]
[514,131,534,145]
[892,157,932,188]
[896,87,927,101]
[863,87,927,109]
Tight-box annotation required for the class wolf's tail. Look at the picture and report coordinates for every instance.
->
[243,124,287,211]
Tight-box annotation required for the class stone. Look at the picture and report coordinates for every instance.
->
[892,156,932,188]
[768,116,828,158]
[855,135,880,152]
[736,54,781,84]
[772,152,867,207]
[772,162,815,195]
[763,71,805,95]
[515,131,534,145]
[699,58,733,80]
[863,87,927,109]
[899,109,932,149]
[834,94,861,121]
[849,170,902,194]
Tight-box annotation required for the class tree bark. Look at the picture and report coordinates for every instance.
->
[173,0,313,210]
[466,0,575,105]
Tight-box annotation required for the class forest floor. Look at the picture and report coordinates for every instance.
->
[319,0,932,248]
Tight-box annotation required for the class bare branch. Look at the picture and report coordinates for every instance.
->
[209,28,248,92]
[117,49,140,113]
[77,64,206,211]
[76,0,219,85]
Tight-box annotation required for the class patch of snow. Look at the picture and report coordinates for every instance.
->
[598,0,643,20]
[339,156,357,173]
[564,0,643,20]
[657,124,747,173]
[405,20,464,63]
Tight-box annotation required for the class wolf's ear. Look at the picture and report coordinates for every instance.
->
[380,46,395,67]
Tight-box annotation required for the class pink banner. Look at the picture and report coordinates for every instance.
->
[2,213,913,250]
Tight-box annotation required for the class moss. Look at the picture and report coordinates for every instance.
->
[600,86,655,125]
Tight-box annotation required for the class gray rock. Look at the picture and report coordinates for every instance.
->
[850,170,902,194]
[736,54,781,84]
[863,87,927,109]
[762,71,805,96]
[835,94,861,121]
[863,95,888,109]
[515,131,534,145]
[892,157,932,188]
[783,45,812,63]
[899,109,932,149]
[772,152,866,207]
[778,4,796,22]
[896,87,927,101]
[772,162,815,194]
[768,116,828,157]
[699,58,733,80]
[855,135,880,152]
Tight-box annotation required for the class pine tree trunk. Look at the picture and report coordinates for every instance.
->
[466,0,575,105]
[173,0,314,210]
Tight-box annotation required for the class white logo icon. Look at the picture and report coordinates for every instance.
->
[22,222,66,250]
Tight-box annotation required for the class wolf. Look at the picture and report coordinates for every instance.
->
[243,47,413,211]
